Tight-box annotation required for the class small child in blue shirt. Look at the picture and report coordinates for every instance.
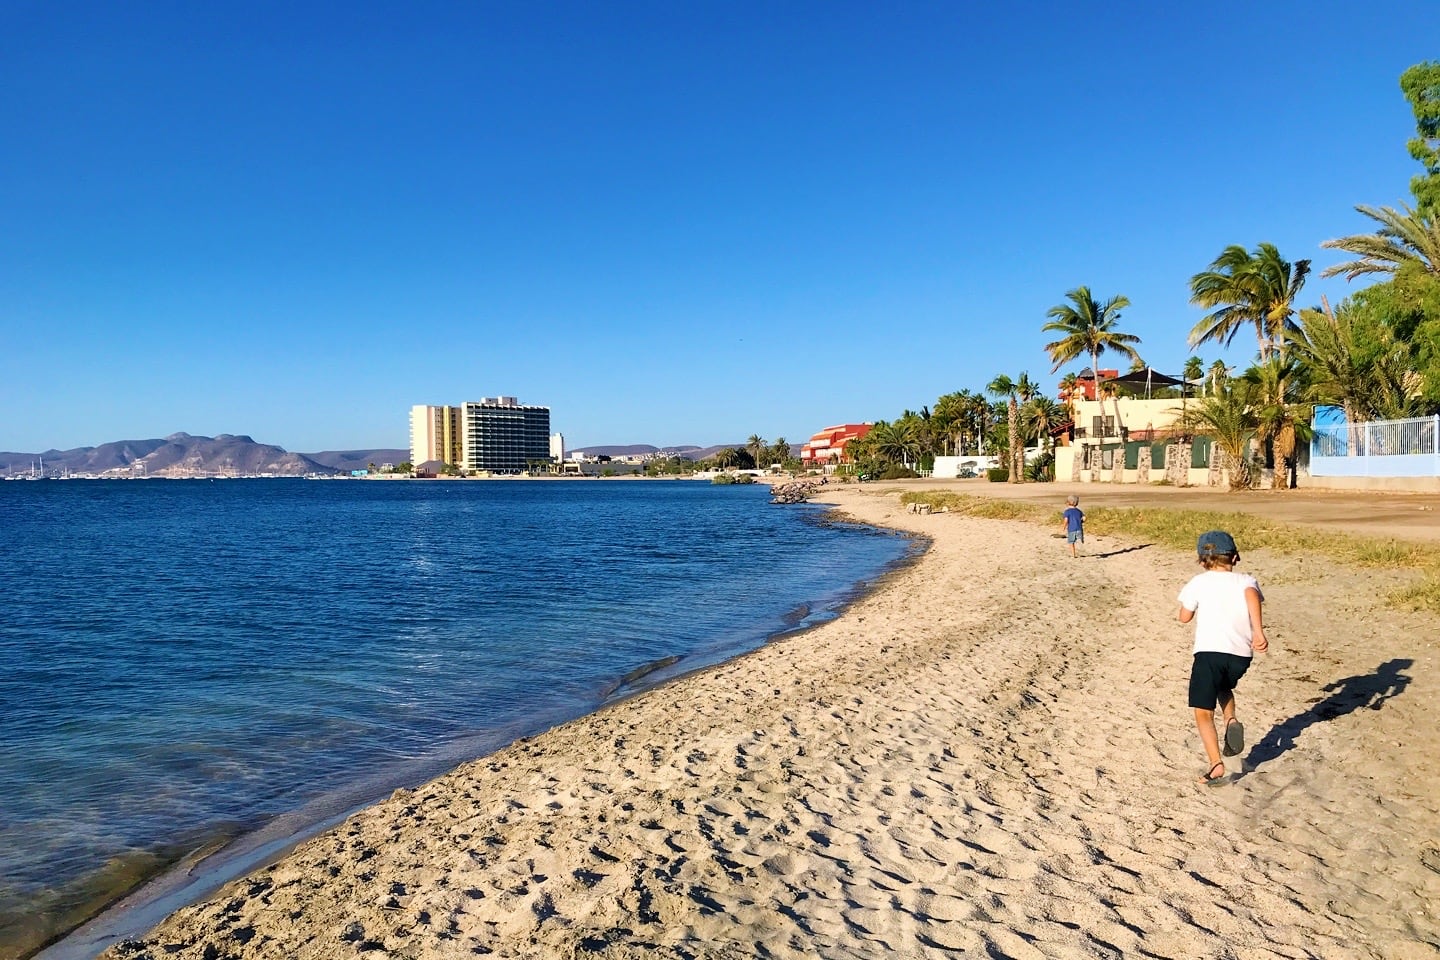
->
[1061,495,1084,558]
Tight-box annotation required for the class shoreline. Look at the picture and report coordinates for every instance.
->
[43,487,1440,957]
[28,507,922,960]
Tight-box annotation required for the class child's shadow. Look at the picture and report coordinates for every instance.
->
[1091,543,1152,559]
[1244,658,1413,772]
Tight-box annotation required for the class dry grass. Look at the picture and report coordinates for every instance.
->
[899,490,1440,612]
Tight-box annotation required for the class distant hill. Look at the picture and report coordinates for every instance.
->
[0,435,800,477]
[0,433,345,478]
[568,443,797,461]
[570,444,700,458]
[307,449,409,472]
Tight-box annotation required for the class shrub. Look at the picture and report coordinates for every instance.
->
[1024,452,1055,482]
[878,465,919,480]
[986,468,1009,482]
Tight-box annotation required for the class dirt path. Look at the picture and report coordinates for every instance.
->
[885,477,1440,544]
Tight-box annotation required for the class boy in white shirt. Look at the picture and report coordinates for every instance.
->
[1177,530,1268,786]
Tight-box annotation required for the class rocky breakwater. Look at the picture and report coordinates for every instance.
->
[770,477,827,504]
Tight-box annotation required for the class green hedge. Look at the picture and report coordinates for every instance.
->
[987,468,1009,482]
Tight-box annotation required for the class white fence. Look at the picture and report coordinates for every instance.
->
[1310,415,1440,477]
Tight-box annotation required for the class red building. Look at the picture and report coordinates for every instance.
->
[1059,368,1118,402]
[800,423,872,467]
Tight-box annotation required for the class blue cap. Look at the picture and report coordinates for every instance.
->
[1197,530,1237,556]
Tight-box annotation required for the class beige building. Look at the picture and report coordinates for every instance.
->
[409,405,461,468]
[1057,395,1218,485]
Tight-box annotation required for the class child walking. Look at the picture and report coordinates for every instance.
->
[1061,495,1084,557]
[1177,530,1268,786]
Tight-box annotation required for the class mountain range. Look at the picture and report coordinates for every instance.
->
[0,434,407,478]
[0,435,786,478]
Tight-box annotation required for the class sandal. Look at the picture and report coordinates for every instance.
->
[1198,760,1228,787]
[1223,719,1245,757]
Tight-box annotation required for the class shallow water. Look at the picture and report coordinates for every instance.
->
[0,479,910,956]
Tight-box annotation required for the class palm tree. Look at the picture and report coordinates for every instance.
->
[987,375,1024,482]
[1183,356,1205,388]
[1058,372,1080,404]
[897,407,937,469]
[1208,360,1231,396]
[1042,287,1141,459]
[1043,286,1141,383]
[714,447,741,470]
[933,391,967,456]
[1320,203,1440,281]
[1289,296,1418,423]
[1186,382,1257,490]
[746,435,766,471]
[769,437,790,469]
[1189,243,1310,362]
[968,392,992,456]
[1024,396,1064,456]
[1015,373,1039,467]
[1244,357,1312,490]
[1180,356,1204,433]
[865,420,917,470]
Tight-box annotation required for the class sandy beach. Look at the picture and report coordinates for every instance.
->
[95,484,1439,959]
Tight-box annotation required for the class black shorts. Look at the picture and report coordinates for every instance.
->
[1188,652,1252,710]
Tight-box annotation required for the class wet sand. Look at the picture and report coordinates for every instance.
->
[92,484,1440,959]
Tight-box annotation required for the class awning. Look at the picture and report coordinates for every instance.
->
[1100,367,1189,397]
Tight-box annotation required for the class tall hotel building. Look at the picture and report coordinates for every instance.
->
[409,404,461,467]
[410,397,552,473]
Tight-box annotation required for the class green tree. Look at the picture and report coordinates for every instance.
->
[1244,357,1312,489]
[1189,244,1310,362]
[1043,287,1140,384]
[895,409,927,466]
[853,420,918,475]
[1348,269,1440,411]
[1321,202,1440,283]
[1058,372,1080,404]
[932,392,964,456]
[746,435,766,470]
[1015,373,1038,456]
[1185,383,1257,490]
[1024,395,1063,455]
[1290,296,1416,422]
[713,447,741,470]
[1181,356,1204,433]
[1042,286,1141,447]
[1402,61,1440,216]
[1208,360,1231,396]
[1183,356,1205,385]
[966,391,993,455]
[986,375,1024,483]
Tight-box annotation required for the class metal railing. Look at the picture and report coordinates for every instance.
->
[1310,415,1440,477]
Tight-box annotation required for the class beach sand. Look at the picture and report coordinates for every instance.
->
[99,485,1440,959]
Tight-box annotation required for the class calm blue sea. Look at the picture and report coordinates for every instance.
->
[0,478,911,954]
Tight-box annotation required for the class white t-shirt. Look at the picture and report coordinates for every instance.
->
[1178,570,1263,657]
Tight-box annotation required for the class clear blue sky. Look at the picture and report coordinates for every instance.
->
[4,2,1438,453]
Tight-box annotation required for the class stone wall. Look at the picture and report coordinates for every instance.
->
[1165,442,1191,486]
